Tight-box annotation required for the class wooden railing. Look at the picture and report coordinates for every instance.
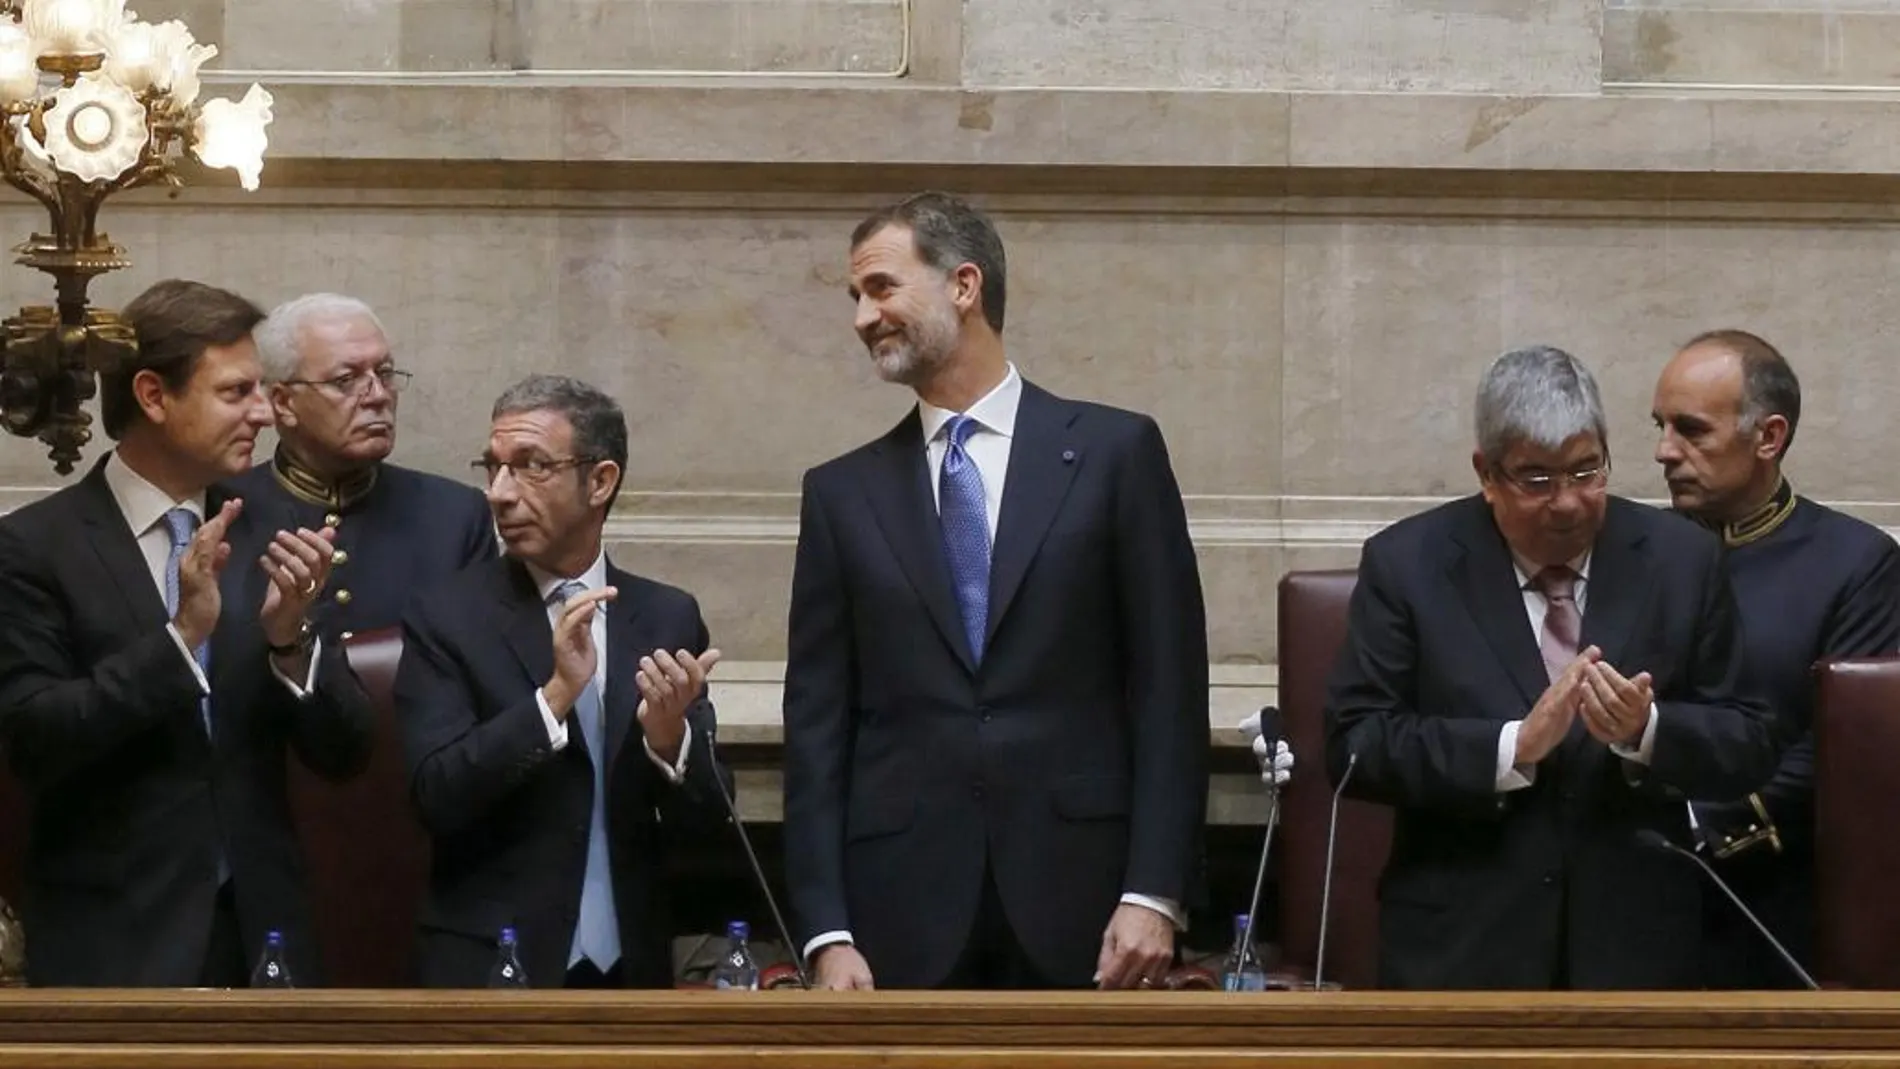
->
[0,990,1898,1067]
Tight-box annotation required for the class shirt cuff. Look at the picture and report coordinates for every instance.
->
[1121,893,1186,932]
[534,688,570,751]
[266,635,323,699]
[1496,720,1536,791]
[1610,702,1659,765]
[804,930,853,961]
[642,724,691,784]
[166,623,211,695]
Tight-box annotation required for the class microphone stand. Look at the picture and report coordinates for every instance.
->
[1312,752,1357,991]
[704,733,811,989]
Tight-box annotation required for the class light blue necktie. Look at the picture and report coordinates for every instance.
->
[161,508,213,737]
[553,579,621,972]
[938,414,991,663]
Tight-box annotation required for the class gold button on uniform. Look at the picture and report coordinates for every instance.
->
[324,512,341,528]
[332,549,349,566]
[335,589,353,605]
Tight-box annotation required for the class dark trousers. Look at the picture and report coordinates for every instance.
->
[940,865,1072,990]
[198,883,247,988]
[565,958,625,989]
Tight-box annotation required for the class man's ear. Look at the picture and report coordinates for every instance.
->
[268,383,298,429]
[131,369,170,426]
[589,460,622,510]
[951,263,983,317]
[1754,413,1791,462]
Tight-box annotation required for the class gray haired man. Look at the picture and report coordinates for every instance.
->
[224,293,496,635]
[1323,345,1775,990]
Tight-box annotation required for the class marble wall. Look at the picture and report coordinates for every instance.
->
[1,0,1896,698]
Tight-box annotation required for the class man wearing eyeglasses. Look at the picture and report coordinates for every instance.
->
[393,374,730,988]
[225,294,496,637]
[1653,331,1900,989]
[1325,345,1775,989]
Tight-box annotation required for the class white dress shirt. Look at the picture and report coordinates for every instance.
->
[805,363,1183,964]
[103,451,318,700]
[529,550,690,782]
[1494,550,1659,791]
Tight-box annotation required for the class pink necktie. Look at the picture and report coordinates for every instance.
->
[1531,565,1580,682]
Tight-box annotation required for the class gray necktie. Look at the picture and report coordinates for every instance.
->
[551,579,621,971]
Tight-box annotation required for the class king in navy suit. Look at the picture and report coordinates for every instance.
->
[782,192,1210,991]
[1652,330,1900,988]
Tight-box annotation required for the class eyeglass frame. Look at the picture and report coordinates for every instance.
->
[278,365,414,400]
[1493,458,1612,499]
[469,454,606,486]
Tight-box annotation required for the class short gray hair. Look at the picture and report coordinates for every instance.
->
[491,374,628,508]
[254,293,388,381]
[1474,345,1608,467]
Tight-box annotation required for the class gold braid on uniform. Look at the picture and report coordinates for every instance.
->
[271,448,380,510]
[1717,476,1796,548]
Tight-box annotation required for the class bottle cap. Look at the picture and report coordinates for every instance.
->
[499,926,518,943]
[726,920,750,940]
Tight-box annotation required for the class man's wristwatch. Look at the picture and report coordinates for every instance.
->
[268,619,315,656]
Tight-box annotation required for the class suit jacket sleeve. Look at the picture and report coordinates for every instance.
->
[0,524,203,788]
[1114,416,1210,901]
[781,472,855,943]
[281,637,377,783]
[1324,536,1514,816]
[1732,534,1899,824]
[1645,539,1779,801]
[396,599,558,838]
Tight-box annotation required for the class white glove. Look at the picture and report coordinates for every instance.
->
[1236,710,1295,787]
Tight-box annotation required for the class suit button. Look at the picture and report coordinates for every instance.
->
[324,512,342,528]
[1542,872,1558,887]
[977,705,992,723]
[335,589,352,605]
[332,549,349,566]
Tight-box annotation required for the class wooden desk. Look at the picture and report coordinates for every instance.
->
[0,990,1898,1067]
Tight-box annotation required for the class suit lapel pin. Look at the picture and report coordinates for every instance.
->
[1062,450,1076,464]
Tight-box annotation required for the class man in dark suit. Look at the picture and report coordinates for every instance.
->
[0,279,375,986]
[1325,344,1778,990]
[395,374,730,988]
[782,191,1210,991]
[230,293,496,636]
[1652,330,1900,988]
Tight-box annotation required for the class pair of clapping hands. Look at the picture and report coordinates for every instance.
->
[541,585,721,761]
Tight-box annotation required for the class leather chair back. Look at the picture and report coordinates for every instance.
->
[1274,569,1391,989]
[287,627,428,987]
[1814,655,1900,988]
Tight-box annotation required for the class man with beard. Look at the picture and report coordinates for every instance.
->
[1653,330,1899,988]
[228,294,496,637]
[781,191,1210,991]
[1326,345,1774,989]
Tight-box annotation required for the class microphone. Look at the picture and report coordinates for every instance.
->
[1237,707,1285,973]
[703,733,810,989]
[1635,828,1818,991]
[1311,752,1357,991]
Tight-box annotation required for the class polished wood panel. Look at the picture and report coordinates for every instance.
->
[0,991,1898,1067]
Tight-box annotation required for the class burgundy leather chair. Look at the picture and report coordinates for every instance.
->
[1274,569,1390,990]
[287,627,428,987]
[1814,655,1900,988]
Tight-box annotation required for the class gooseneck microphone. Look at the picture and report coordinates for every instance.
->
[1636,828,1819,991]
[1237,707,1286,970]
[1311,752,1358,990]
[704,733,811,989]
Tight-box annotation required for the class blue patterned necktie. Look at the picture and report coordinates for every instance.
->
[161,507,212,736]
[552,579,621,971]
[938,414,991,663]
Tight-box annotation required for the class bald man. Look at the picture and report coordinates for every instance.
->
[1652,329,1900,988]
